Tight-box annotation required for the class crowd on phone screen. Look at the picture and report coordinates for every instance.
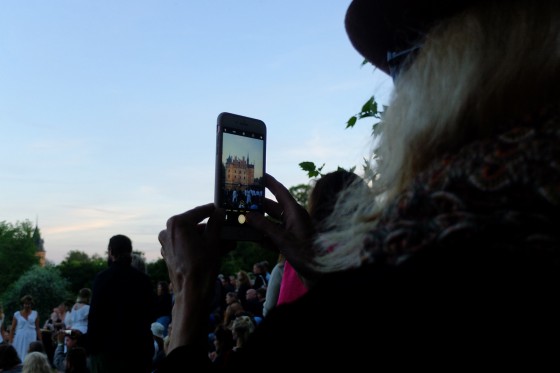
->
[224,187,264,210]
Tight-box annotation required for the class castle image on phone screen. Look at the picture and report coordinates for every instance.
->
[220,128,265,213]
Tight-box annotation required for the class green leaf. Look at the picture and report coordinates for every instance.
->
[299,162,324,178]
[358,112,374,119]
[299,161,316,172]
[361,97,374,113]
[346,116,357,129]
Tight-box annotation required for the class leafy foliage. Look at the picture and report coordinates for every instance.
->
[147,258,170,288]
[301,94,385,180]
[288,183,313,208]
[346,96,384,133]
[1,265,70,326]
[58,250,106,295]
[58,250,171,296]
[299,162,325,178]
[219,241,278,278]
[0,220,41,294]
[0,65,386,315]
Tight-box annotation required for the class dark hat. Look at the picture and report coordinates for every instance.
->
[345,0,489,75]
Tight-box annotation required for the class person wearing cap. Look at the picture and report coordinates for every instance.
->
[156,0,560,370]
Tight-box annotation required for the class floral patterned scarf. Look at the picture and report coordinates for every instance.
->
[362,108,560,266]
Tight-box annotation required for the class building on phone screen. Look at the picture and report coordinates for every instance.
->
[225,154,254,190]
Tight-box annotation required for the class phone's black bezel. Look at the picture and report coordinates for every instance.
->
[214,112,266,241]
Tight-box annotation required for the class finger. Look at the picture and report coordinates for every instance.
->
[169,203,216,227]
[158,230,167,246]
[204,207,224,245]
[158,229,171,259]
[263,198,283,220]
[164,203,215,246]
[265,174,294,207]
[205,208,237,255]
[246,211,287,248]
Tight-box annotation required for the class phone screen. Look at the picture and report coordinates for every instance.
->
[215,113,266,240]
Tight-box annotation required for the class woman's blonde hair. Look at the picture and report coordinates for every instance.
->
[315,0,560,272]
[22,352,51,373]
[231,315,255,346]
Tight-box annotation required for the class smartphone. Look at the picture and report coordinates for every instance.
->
[215,112,266,241]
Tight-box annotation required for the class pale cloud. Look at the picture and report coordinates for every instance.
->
[44,220,112,235]
[2,1,394,266]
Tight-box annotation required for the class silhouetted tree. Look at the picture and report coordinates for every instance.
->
[0,220,40,296]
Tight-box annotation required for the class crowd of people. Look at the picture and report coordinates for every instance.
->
[156,0,560,370]
[2,0,559,370]
[0,295,90,373]
[0,236,282,373]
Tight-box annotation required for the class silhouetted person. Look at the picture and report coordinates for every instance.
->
[0,344,22,372]
[87,234,156,373]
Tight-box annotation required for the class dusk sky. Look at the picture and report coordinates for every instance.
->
[1,1,393,264]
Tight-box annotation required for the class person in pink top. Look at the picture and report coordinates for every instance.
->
[276,260,307,306]
[277,170,366,306]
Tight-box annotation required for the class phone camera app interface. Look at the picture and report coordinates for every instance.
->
[220,128,265,217]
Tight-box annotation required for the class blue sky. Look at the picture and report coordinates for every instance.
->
[0,1,393,264]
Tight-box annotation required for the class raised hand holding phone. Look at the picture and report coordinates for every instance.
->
[214,112,266,241]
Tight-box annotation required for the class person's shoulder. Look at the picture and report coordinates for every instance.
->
[129,265,151,280]
[127,266,155,291]
[93,266,111,279]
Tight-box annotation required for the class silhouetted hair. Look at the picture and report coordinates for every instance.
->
[256,288,267,299]
[308,170,363,232]
[22,351,51,373]
[0,344,21,369]
[20,294,34,306]
[231,315,254,345]
[226,292,238,300]
[76,288,91,304]
[108,234,133,262]
[65,347,88,373]
[27,341,46,354]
